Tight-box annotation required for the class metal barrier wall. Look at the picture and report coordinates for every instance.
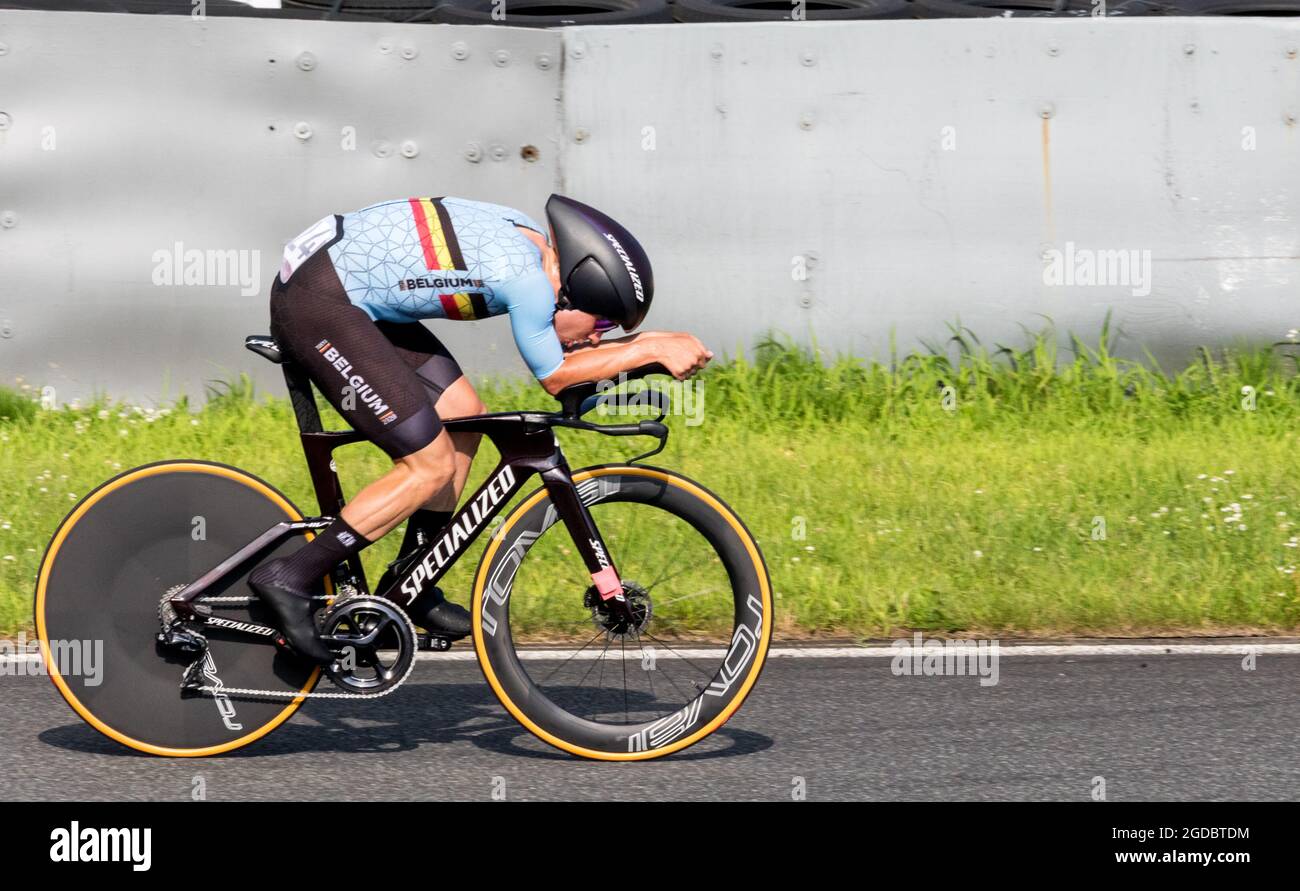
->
[0,11,1297,405]
[0,11,562,405]
[562,18,1300,368]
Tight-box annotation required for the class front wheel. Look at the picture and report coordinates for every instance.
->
[472,465,772,760]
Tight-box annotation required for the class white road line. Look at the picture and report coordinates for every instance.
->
[5,642,1298,668]
[419,643,1300,660]
[762,643,1300,657]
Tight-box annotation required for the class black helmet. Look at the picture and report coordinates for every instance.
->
[545,194,654,331]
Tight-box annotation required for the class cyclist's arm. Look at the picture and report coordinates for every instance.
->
[501,269,709,396]
[538,338,660,397]
[540,333,712,395]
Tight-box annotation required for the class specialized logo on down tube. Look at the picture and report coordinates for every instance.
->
[400,464,517,602]
[315,340,397,425]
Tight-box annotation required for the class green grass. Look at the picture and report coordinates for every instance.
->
[5,318,1300,639]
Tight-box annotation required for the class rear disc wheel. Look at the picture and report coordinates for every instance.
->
[36,460,325,756]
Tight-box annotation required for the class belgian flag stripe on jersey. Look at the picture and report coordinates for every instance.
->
[410,198,489,320]
[438,292,489,321]
[409,198,455,270]
[431,198,469,270]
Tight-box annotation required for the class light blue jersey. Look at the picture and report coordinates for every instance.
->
[313,197,564,380]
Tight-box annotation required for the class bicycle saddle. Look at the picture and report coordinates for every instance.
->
[244,334,284,364]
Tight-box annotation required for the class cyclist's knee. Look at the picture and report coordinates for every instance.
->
[436,377,487,421]
[396,434,455,501]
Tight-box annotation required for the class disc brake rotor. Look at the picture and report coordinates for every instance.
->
[583,581,653,636]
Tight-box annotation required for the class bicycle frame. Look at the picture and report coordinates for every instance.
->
[169,340,671,634]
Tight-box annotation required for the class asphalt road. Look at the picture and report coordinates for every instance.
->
[4,645,1300,801]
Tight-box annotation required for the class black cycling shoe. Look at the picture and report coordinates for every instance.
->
[249,559,336,664]
[410,587,472,640]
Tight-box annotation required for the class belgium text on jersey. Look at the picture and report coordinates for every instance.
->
[398,276,485,291]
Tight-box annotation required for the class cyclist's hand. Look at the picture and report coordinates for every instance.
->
[655,333,713,380]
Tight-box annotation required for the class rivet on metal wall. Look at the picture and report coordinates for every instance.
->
[0,112,11,131]
[573,128,590,143]
[798,113,814,131]
[372,140,394,159]
[451,41,469,61]
[400,140,419,158]
[1039,102,1055,119]
[1285,112,1298,126]
[0,321,12,339]
[798,294,813,309]
[710,46,723,61]
[800,51,815,67]
[493,50,511,67]
[293,121,313,140]
[0,43,8,56]
[1287,47,1297,60]
[489,143,507,161]
[535,52,552,70]
[570,43,587,61]
[378,40,393,54]
[521,144,540,162]
[0,212,17,229]
[1189,100,1200,112]
[1046,41,1060,57]
[1183,44,1196,57]
[296,51,317,71]
[400,44,418,61]
[464,142,483,163]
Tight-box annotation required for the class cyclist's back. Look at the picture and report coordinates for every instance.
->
[282,196,564,383]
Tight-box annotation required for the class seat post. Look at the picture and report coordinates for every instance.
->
[280,360,323,434]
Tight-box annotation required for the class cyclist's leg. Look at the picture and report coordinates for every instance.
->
[430,378,488,504]
[371,322,482,636]
[376,321,486,524]
[256,255,456,658]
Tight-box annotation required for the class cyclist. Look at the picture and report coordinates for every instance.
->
[251,195,713,663]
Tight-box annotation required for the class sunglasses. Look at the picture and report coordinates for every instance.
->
[558,291,620,333]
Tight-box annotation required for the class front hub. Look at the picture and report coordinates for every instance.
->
[584,581,652,636]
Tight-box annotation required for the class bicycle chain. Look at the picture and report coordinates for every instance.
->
[189,682,404,702]
[177,586,418,701]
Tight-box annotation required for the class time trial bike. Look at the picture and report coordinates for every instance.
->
[35,333,772,760]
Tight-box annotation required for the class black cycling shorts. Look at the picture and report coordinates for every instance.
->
[269,251,464,460]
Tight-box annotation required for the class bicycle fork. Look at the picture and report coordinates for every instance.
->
[537,463,631,615]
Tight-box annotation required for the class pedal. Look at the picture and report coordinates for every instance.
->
[418,632,454,652]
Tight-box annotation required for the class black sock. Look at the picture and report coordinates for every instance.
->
[253,516,370,595]
[398,509,453,559]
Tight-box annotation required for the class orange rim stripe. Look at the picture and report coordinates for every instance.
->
[35,462,323,757]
